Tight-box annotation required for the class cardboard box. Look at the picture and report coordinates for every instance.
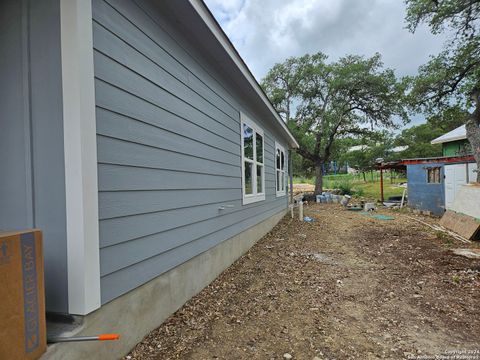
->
[0,230,46,360]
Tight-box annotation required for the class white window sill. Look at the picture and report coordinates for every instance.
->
[242,194,266,205]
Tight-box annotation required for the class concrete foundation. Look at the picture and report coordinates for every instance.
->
[41,209,286,360]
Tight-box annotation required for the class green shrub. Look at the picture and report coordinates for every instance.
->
[335,179,354,195]
[353,187,365,197]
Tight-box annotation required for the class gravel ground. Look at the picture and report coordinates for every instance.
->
[125,204,480,360]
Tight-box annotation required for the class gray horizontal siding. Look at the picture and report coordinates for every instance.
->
[93,0,289,304]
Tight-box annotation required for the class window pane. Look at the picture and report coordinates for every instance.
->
[280,172,284,191]
[276,170,280,191]
[427,168,441,184]
[276,149,281,170]
[256,133,263,163]
[244,161,253,194]
[243,124,253,160]
[281,151,285,170]
[257,165,263,193]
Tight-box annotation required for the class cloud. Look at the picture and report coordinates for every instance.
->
[205,0,445,78]
[205,0,446,126]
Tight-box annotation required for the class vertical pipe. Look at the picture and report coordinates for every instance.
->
[299,201,303,221]
[380,166,384,203]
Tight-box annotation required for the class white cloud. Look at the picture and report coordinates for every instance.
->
[205,0,447,126]
[205,0,445,79]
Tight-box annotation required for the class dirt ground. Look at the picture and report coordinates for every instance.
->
[125,204,480,360]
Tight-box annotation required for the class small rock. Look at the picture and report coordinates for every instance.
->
[336,280,343,285]
[284,353,293,360]
[126,357,132,360]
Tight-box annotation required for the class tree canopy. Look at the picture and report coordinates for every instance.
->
[262,52,407,194]
[405,0,480,181]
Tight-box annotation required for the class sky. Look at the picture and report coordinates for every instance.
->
[204,0,448,126]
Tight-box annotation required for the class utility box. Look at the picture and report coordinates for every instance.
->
[0,230,46,359]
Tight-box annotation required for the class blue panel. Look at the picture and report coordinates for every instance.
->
[406,164,445,215]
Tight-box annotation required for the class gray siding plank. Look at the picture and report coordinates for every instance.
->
[100,198,286,275]
[95,81,239,153]
[99,200,244,247]
[100,206,285,303]
[99,196,283,248]
[98,189,241,220]
[94,0,239,120]
[96,107,240,164]
[93,21,239,131]
[94,51,239,139]
[97,135,240,177]
[98,164,240,191]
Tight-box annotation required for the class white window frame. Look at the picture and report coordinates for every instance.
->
[275,142,287,197]
[241,113,265,204]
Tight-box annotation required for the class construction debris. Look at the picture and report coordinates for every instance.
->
[406,216,471,244]
[439,210,480,241]
[451,248,480,259]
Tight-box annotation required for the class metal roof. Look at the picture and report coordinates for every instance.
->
[431,125,466,145]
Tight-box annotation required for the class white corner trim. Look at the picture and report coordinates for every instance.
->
[60,0,101,315]
[188,0,299,149]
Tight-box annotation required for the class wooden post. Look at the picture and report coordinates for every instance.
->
[380,166,384,203]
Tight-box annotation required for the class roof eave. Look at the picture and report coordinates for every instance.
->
[188,0,299,149]
[430,134,467,145]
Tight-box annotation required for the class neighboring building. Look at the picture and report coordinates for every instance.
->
[401,126,476,215]
[431,125,472,156]
[0,1,298,358]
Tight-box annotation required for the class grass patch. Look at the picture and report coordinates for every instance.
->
[294,173,407,200]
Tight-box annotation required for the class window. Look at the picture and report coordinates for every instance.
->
[241,114,265,204]
[426,167,441,184]
[275,142,286,196]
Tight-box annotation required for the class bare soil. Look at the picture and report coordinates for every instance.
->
[125,204,480,360]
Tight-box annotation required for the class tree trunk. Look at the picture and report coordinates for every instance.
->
[466,117,480,183]
[466,90,480,183]
[314,161,323,195]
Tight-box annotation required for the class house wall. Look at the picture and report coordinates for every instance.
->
[443,140,471,156]
[406,164,445,215]
[0,0,69,313]
[92,0,290,304]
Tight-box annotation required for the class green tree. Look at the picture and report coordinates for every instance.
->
[394,123,444,159]
[426,105,469,132]
[339,131,395,180]
[405,0,480,182]
[262,52,407,194]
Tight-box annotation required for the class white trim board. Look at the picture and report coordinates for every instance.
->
[60,0,101,315]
